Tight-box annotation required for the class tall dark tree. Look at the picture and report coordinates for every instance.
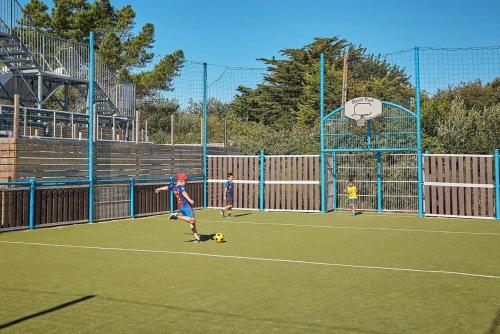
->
[230,37,413,130]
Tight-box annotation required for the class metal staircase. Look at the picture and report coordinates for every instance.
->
[0,0,133,118]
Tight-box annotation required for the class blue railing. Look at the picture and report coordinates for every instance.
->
[0,175,204,231]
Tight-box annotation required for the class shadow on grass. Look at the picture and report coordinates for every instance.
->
[2,288,389,333]
[487,306,500,334]
[184,233,222,243]
[0,295,95,330]
[93,296,390,334]
[232,213,252,217]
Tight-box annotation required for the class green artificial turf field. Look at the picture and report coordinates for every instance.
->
[1,210,499,334]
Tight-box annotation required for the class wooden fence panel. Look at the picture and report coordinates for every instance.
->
[207,155,259,209]
[0,189,29,228]
[135,183,170,216]
[260,156,320,211]
[424,154,495,218]
[31,186,88,226]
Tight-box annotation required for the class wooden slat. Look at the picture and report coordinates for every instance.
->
[308,156,314,210]
[40,190,47,225]
[457,157,465,216]
[237,157,243,209]
[292,157,297,210]
[424,156,431,214]
[430,156,437,214]
[479,158,487,217]
[472,157,479,216]
[464,157,472,216]
[243,157,248,208]
[450,156,457,215]
[284,157,289,209]
[46,190,53,224]
[443,156,451,215]
[437,156,444,214]
[315,156,320,211]
[486,157,494,217]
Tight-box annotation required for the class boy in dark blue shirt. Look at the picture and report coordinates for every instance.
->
[220,173,234,218]
[155,173,201,242]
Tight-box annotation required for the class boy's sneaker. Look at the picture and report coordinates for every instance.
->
[220,209,225,218]
[193,233,201,243]
[169,213,179,220]
[351,211,356,216]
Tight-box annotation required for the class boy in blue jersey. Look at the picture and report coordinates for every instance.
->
[155,173,201,242]
[220,173,234,218]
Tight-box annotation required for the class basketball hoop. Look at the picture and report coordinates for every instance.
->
[344,97,383,126]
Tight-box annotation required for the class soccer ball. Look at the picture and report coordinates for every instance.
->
[214,233,224,243]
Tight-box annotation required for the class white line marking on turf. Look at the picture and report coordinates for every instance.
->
[1,240,499,280]
[199,220,500,236]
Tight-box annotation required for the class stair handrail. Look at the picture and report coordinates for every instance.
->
[0,0,132,117]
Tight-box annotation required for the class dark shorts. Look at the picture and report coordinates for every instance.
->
[179,207,194,218]
[226,195,233,206]
[348,199,358,206]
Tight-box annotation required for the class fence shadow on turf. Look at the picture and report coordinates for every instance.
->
[487,307,500,334]
[1,288,389,333]
[0,295,95,330]
[92,296,390,334]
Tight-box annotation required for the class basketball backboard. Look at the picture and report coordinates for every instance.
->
[344,97,383,126]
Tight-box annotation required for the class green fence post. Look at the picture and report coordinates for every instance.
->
[319,53,326,212]
[259,150,265,211]
[495,149,500,220]
[88,31,95,224]
[376,152,382,213]
[202,63,208,208]
[129,177,135,218]
[415,46,424,218]
[169,176,174,213]
[332,152,337,211]
[29,179,36,229]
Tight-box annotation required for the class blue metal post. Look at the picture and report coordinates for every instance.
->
[259,150,265,211]
[169,176,174,213]
[320,53,326,212]
[88,32,95,223]
[376,152,382,213]
[415,47,424,218]
[129,177,135,218]
[495,149,500,220]
[29,179,36,229]
[367,121,371,149]
[332,152,337,211]
[202,63,208,208]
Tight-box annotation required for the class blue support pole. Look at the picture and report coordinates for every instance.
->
[367,121,371,149]
[415,47,424,218]
[29,179,36,229]
[88,32,95,223]
[202,63,208,208]
[259,150,265,211]
[376,152,382,213]
[495,149,500,220]
[320,53,326,213]
[129,177,135,218]
[169,176,174,213]
[332,152,337,211]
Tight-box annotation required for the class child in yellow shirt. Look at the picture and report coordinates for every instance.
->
[346,178,358,216]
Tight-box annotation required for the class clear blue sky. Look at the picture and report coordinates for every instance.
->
[109,0,500,67]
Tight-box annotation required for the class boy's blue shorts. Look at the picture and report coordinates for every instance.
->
[348,199,358,206]
[178,207,194,218]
